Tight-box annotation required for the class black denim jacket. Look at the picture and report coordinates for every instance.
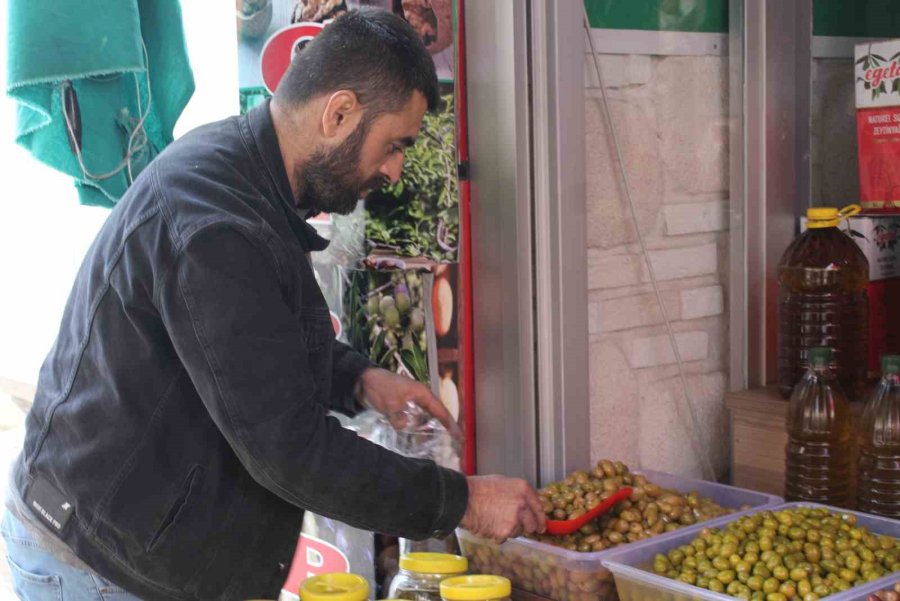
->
[12,102,468,600]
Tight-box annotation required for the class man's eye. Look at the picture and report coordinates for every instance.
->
[391,144,404,154]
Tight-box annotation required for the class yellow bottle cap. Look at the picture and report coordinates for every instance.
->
[400,552,468,575]
[440,575,511,600]
[299,574,369,601]
[806,204,861,228]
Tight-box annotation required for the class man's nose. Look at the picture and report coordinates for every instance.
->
[379,153,405,184]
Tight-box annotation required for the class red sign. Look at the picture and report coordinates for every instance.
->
[857,107,900,211]
[260,23,325,94]
[282,533,350,597]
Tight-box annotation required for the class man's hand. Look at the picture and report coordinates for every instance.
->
[459,475,547,544]
[356,367,462,440]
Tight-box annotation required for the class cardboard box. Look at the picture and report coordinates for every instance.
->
[847,214,900,280]
[847,215,900,372]
[856,40,900,212]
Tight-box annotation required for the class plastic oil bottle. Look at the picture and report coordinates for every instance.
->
[858,355,900,518]
[777,205,869,400]
[785,347,854,506]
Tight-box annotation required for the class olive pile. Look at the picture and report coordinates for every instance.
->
[460,460,746,601]
[356,270,429,376]
[529,459,737,552]
[366,271,426,343]
[654,507,900,601]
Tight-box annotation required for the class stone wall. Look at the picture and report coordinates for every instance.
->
[585,54,731,478]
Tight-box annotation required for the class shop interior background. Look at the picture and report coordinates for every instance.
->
[1,0,898,559]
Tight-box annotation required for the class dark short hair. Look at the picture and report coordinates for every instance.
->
[275,8,440,114]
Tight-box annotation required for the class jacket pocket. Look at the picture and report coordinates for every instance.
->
[146,465,205,553]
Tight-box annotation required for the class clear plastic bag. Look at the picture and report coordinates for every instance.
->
[376,401,460,471]
[282,407,460,600]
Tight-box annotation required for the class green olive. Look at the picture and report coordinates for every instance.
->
[678,571,696,585]
[717,570,736,585]
[648,506,899,601]
[778,581,796,599]
[753,565,771,579]
[713,557,730,571]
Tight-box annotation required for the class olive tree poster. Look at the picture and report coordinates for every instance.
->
[236,0,455,114]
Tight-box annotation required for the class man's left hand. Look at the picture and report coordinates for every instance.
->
[357,367,462,441]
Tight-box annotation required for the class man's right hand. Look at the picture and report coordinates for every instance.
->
[458,475,547,544]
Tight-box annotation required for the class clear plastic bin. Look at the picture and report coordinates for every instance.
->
[602,502,900,601]
[456,471,783,601]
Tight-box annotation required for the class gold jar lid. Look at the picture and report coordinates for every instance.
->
[299,573,369,601]
[400,552,468,575]
[440,575,511,600]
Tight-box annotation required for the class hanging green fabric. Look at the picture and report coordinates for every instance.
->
[6,0,195,207]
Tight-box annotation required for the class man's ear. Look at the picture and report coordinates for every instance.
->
[321,90,361,138]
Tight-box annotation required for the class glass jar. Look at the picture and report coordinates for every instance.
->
[387,552,469,601]
[440,575,511,601]
[299,573,369,601]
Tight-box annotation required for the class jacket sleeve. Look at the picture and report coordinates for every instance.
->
[157,223,467,539]
[329,340,373,415]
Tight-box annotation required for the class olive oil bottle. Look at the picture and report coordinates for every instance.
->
[777,205,868,400]
[858,355,900,518]
[785,347,854,507]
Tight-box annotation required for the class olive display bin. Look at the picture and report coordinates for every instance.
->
[457,471,782,601]
[601,502,900,601]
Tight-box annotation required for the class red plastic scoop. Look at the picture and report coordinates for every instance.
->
[544,487,633,536]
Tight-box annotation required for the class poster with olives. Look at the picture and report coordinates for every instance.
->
[235,0,461,262]
[342,262,463,438]
[235,0,455,115]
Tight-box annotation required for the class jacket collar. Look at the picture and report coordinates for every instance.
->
[245,101,329,252]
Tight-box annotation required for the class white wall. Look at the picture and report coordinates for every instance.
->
[585,54,730,479]
[0,2,239,386]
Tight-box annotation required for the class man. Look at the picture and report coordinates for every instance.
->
[4,9,545,601]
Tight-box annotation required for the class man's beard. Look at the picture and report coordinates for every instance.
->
[295,118,387,215]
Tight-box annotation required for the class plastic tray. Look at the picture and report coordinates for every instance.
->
[456,470,783,601]
[602,502,900,601]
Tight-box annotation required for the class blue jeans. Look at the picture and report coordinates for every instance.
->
[2,510,142,600]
